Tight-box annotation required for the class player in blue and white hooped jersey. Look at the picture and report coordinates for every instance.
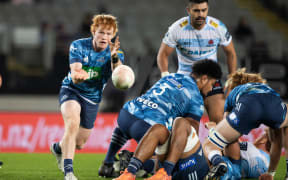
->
[113,60,222,180]
[157,0,237,125]
[203,69,288,180]
[50,14,125,180]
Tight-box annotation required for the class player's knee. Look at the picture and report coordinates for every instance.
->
[75,140,86,150]
[67,122,80,133]
[183,126,199,152]
[149,124,168,136]
[173,117,191,133]
[148,124,170,143]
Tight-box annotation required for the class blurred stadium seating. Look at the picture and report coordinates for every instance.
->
[0,0,287,112]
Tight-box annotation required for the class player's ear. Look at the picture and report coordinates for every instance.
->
[200,75,208,84]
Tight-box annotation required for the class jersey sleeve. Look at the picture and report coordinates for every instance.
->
[218,21,232,46]
[162,23,178,48]
[117,49,125,63]
[184,88,204,121]
[69,40,83,64]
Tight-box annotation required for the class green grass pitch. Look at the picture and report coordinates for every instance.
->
[0,153,286,180]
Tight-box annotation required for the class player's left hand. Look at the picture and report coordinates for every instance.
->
[259,173,273,180]
[109,36,120,57]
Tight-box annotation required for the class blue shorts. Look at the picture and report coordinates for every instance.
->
[117,109,151,142]
[59,87,99,129]
[226,93,287,135]
[172,146,209,180]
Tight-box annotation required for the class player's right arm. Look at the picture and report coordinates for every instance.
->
[157,43,175,77]
[70,63,89,84]
[69,40,89,84]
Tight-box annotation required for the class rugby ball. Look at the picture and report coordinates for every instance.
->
[112,65,135,90]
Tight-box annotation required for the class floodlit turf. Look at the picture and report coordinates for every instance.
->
[0,153,286,180]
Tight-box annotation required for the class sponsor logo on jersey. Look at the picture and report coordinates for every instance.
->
[180,20,189,27]
[178,46,214,56]
[167,77,182,89]
[136,97,158,109]
[179,157,196,170]
[82,66,102,80]
[209,20,218,28]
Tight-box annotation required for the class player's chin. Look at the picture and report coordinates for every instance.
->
[98,42,108,49]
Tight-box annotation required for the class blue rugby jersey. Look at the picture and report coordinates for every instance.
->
[163,16,232,74]
[123,73,204,130]
[61,37,124,103]
[225,83,280,112]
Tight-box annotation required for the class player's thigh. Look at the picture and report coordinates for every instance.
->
[214,118,241,143]
[75,127,92,149]
[59,88,82,125]
[60,100,81,125]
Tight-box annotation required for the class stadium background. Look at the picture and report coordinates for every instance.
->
[0,0,287,179]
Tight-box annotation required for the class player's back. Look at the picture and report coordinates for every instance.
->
[124,73,204,130]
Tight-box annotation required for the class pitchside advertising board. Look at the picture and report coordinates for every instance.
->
[0,112,266,153]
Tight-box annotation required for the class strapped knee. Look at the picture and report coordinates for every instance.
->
[208,128,229,149]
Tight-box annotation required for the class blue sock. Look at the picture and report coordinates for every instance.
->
[104,127,128,164]
[163,160,175,176]
[64,159,73,175]
[211,154,224,166]
[142,159,156,173]
[53,142,62,154]
[127,157,143,175]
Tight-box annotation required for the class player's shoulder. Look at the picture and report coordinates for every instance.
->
[169,16,190,30]
[71,37,92,47]
[206,16,227,30]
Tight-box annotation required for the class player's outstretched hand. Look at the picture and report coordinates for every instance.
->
[72,69,89,84]
[259,173,273,180]
[109,36,120,57]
